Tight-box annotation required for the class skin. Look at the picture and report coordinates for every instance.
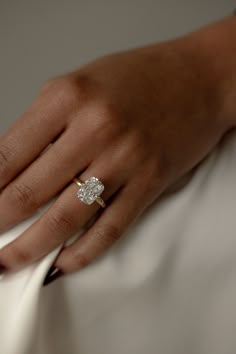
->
[0,16,235,284]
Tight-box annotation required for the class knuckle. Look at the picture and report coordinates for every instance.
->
[0,144,14,175]
[100,101,121,128]
[128,131,146,157]
[130,130,146,150]
[92,101,122,139]
[41,75,83,111]
[45,209,74,237]
[94,223,120,245]
[141,154,168,197]
[98,100,118,120]
[71,251,91,269]
[120,132,147,170]
[41,77,57,92]
[7,182,38,210]
[7,245,32,265]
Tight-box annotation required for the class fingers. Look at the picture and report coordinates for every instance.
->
[49,181,144,276]
[0,126,94,231]
[0,159,123,273]
[0,77,76,190]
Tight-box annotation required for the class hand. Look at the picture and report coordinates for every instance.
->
[0,17,234,285]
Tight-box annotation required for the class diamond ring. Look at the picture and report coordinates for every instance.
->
[73,176,106,208]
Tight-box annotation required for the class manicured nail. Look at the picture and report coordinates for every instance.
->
[0,262,7,275]
[43,265,64,287]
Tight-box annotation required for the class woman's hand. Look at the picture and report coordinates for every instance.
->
[0,16,235,285]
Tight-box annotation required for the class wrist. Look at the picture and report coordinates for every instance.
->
[179,16,236,131]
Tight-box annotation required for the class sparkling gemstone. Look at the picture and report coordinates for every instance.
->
[77,177,104,205]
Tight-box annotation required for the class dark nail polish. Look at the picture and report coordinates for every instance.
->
[43,265,64,286]
[0,262,7,275]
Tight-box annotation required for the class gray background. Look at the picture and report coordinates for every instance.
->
[0,0,235,134]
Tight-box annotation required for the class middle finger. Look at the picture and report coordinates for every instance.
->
[0,125,96,231]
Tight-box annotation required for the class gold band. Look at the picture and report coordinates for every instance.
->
[94,195,106,208]
[73,177,83,187]
[73,177,106,208]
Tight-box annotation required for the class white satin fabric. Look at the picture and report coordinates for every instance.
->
[0,129,236,354]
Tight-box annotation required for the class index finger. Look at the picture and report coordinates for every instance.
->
[0,77,75,189]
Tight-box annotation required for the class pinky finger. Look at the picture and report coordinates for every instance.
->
[43,182,146,286]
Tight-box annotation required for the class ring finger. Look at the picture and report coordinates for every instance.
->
[0,156,125,272]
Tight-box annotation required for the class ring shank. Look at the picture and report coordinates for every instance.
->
[73,177,83,187]
[96,196,106,208]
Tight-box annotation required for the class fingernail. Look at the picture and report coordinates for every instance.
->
[43,265,64,287]
[0,262,7,275]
